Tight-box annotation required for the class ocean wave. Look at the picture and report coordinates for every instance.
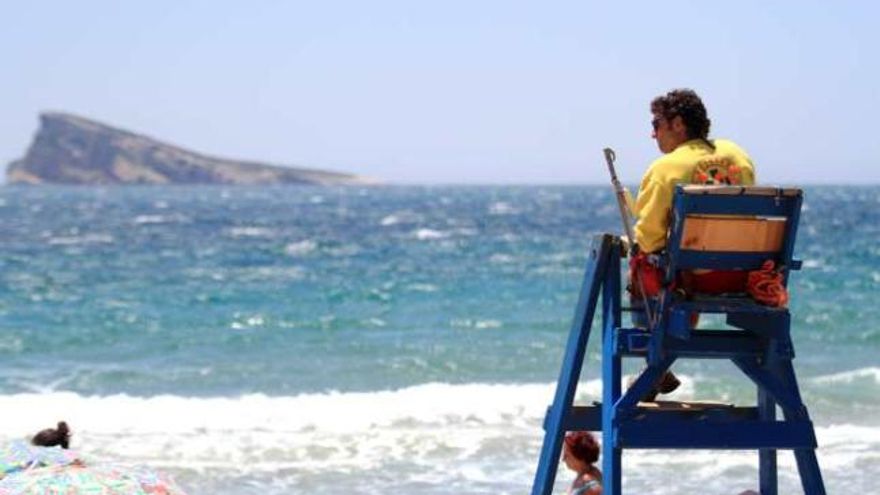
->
[224,226,277,238]
[450,319,504,329]
[379,211,422,226]
[412,228,450,240]
[0,384,561,474]
[46,233,115,246]
[132,214,188,225]
[0,337,23,353]
[0,383,876,492]
[379,214,401,226]
[488,253,516,264]
[284,240,318,256]
[0,376,696,446]
[802,259,825,269]
[405,283,439,293]
[811,367,880,385]
[229,313,266,330]
[488,202,518,215]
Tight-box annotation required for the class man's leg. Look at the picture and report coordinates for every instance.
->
[628,291,681,400]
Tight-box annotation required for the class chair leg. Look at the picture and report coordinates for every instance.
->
[758,387,777,495]
[751,356,826,495]
[773,362,827,495]
[602,318,622,495]
[793,448,826,495]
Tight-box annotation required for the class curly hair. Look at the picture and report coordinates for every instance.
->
[564,431,600,464]
[651,88,711,140]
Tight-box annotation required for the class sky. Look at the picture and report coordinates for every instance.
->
[1,0,877,184]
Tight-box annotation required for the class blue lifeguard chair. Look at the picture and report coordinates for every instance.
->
[531,185,826,494]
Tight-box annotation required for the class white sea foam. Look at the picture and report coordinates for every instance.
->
[47,233,115,246]
[413,228,449,240]
[379,211,422,226]
[406,283,439,293]
[380,215,400,226]
[0,384,558,473]
[475,319,502,329]
[811,367,880,385]
[133,214,167,225]
[284,240,318,256]
[0,336,23,353]
[230,313,266,329]
[0,383,875,491]
[489,253,516,264]
[802,259,824,269]
[132,214,187,225]
[0,384,549,437]
[488,202,518,215]
[450,319,505,330]
[225,226,276,238]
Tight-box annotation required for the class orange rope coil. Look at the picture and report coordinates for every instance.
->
[747,260,789,307]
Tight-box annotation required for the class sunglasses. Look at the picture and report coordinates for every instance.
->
[651,117,663,131]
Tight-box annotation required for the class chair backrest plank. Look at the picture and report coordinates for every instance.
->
[681,215,786,253]
[667,185,803,274]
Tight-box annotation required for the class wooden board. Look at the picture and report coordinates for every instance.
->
[681,185,801,197]
[680,215,786,252]
[637,400,734,411]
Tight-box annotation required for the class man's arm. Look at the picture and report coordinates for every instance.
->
[633,177,674,253]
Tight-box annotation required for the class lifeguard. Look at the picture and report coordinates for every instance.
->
[631,88,756,399]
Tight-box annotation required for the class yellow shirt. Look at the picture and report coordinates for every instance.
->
[634,139,755,253]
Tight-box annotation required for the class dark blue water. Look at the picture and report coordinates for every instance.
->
[0,185,877,494]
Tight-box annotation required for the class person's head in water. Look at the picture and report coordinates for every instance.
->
[650,88,711,153]
[32,421,71,449]
[562,430,600,473]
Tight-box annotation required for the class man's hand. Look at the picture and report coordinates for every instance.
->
[619,235,631,256]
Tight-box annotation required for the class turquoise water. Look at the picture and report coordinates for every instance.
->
[0,185,877,493]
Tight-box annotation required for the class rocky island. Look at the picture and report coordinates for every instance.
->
[6,112,374,185]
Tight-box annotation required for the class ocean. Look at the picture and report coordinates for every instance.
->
[0,185,877,494]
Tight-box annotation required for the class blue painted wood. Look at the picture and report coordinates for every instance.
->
[566,404,778,431]
[733,358,808,418]
[773,360,827,494]
[617,419,817,449]
[530,234,615,495]
[673,190,801,218]
[615,358,675,413]
[779,192,803,286]
[727,311,791,336]
[794,447,827,495]
[563,406,602,431]
[601,242,623,495]
[617,328,766,359]
[673,251,790,271]
[759,387,778,495]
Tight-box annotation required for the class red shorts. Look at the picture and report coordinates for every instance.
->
[630,252,748,297]
[680,270,748,294]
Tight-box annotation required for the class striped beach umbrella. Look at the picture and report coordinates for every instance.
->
[0,441,80,478]
[0,463,186,495]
